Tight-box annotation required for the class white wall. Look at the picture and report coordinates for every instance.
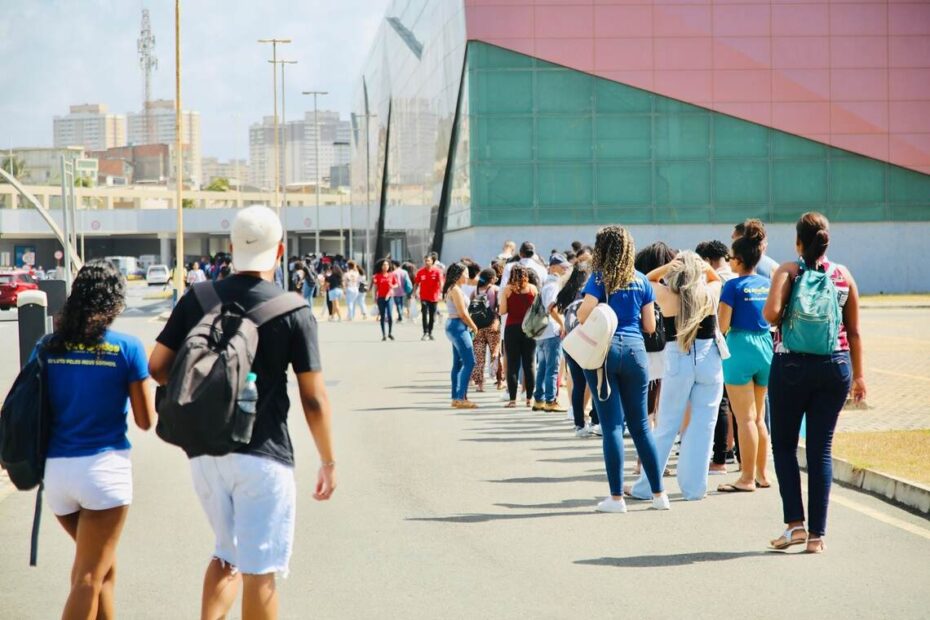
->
[442,222,930,295]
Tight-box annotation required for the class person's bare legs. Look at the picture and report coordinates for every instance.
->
[753,384,771,486]
[723,382,758,490]
[241,573,278,620]
[201,558,241,620]
[62,506,128,620]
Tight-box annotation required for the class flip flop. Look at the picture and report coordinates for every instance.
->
[755,480,772,489]
[717,482,755,493]
[503,401,517,409]
[770,526,807,550]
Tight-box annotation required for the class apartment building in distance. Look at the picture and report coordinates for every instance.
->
[53,104,127,152]
[127,99,202,186]
[201,157,250,189]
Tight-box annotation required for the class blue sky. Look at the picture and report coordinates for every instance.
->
[0,0,389,160]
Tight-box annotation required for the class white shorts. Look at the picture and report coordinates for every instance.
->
[44,450,133,516]
[190,453,296,576]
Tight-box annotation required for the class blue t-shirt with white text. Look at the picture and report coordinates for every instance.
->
[582,270,655,341]
[720,274,771,332]
[39,330,149,458]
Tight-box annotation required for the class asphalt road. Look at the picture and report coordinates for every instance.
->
[1,295,929,619]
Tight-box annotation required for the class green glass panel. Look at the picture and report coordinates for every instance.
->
[773,133,826,158]
[471,42,534,69]
[830,156,885,203]
[486,209,533,226]
[713,205,770,224]
[889,205,930,221]
[475,163,533,208]
[655,206,714,224]
[714,116,770,158]
[888,166,930,203]
[475,116,533,161]
[538,207,595,224]
[772,161,827,204]
[771,205,811,223]
[596,116,651,160]
[655,161,710,205]
[538,164,593,207]
[536,70,593,113]
[595,80,653,114]
[829,204,886,221]
[597,206,653,225]
[715,160,769,205]
[596,163,652,206]
[655,114,710,160]
[655,98,705,114]
[473,70,533,114]
[538,116,592,161]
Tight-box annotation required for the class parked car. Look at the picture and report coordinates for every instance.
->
[0,271,40,310]
[146,264,170,286]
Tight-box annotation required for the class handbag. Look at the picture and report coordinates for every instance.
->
[643,303,667,353]
[561,303,618,400]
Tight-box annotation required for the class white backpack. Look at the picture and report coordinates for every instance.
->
[561,303,618,400]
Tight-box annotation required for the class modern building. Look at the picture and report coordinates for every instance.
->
[127,99,202,186]
[201,157,250,189]
[53,104,127,152]
[6,147,96,186]
[249,111,351,192]
[351,0,930,293]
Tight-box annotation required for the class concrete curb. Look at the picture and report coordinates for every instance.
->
[860,304,930,309]
[798,446,930,516]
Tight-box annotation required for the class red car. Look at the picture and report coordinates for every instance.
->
[0,271,39,310]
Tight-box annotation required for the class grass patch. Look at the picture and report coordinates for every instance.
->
[832,430,930,485]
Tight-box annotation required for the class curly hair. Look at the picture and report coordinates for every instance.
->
[592,225,636,293]
[50,259,126,353]
[508,264,529,287]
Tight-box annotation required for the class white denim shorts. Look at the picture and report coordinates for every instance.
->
[44,450,133,516]
[190,453,296,576]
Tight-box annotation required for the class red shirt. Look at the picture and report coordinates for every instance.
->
[415,266,444,303]
[372,272,399,299]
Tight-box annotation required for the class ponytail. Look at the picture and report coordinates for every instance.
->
[796,212,830,267]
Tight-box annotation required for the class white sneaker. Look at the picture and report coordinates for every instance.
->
[651,493,671,511]
[590,424,602,436]
[575,425,591,438]
[596,497,627,513]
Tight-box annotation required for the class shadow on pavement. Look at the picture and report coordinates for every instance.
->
[494,498,599,510]
[490,474,605,484]
[575,551,774,568]
[408,510,598,524]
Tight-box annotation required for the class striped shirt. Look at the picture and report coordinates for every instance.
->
[774,258,850,353]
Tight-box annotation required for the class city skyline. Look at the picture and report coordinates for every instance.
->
[0,0,389,160]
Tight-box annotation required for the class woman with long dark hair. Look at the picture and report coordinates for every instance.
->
[470,267,503,392]
[576,226,668,513]
[556,261,600,437]
[498,264,538,409]
[443,262,479,408]
[764,212,865,553]
[39,259,155,618]
[372,258,399,341]
[327,264,345,322]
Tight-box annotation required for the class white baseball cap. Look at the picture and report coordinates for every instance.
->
[231,206,282,272]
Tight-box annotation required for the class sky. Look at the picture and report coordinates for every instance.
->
[0,0,390,160]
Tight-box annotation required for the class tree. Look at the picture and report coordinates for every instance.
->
[204,177,230,192]
[0,156,26,182]
[74,176,93,188]
[182,198,195,209]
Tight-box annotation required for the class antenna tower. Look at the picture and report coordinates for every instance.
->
[138,8,158,144]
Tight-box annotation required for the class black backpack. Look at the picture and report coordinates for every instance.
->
[643,303,667,353]
[0,339,52,565]
[155,282,307,457]
[468,292,495,329]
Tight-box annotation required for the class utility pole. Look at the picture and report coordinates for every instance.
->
[356,112,376,276]
[173,0,184,301]
[138,8,158,145]
[302,90,327,255]
[270,59,297,264]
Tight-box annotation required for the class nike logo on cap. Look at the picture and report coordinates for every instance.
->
[245,239,257,244]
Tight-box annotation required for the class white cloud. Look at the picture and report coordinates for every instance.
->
[0,0,390,159]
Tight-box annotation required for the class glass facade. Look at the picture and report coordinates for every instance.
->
[456,42,930,230]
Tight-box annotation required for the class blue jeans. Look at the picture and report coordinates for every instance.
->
[376,298,393,336]
[445,318,475,401]
[393,296,405,321]
[566,353,598,429]
[770,352,852,537]
[631,339,723,500]
[533,337,562,403]
[584,336,663,497]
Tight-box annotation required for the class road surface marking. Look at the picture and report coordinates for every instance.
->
[832,493,930,541]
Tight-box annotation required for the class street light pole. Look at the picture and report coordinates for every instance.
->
[357,112,377,277]
[173,0,184,301]
[302,90,327,255]
[258,38,291,282]
[271,58,297,264]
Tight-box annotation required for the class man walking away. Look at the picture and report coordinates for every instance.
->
[148,205,336,620]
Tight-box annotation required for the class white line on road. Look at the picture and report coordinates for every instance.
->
[832,493,930,541]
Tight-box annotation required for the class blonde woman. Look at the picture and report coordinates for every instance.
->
[627,251,723,501]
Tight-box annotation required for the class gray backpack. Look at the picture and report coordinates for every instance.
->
[155,281,307,456]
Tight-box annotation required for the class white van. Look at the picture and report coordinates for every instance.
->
[146,264,170,286]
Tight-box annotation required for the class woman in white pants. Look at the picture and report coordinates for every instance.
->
[627,251,723,501]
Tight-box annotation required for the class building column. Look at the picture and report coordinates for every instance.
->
[159,237,171,266]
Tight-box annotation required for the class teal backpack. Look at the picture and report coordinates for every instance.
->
[782,260,841,355]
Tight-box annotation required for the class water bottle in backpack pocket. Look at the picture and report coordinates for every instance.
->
[232,373,259,444]
[782,261,841,355]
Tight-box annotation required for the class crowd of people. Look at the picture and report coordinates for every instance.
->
[428,213,866,554]
[9,204,866,618]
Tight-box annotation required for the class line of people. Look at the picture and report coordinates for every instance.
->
[440,213,866,554]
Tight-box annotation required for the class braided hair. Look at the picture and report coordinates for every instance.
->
[49,259,126,353]
[592,225,636,294]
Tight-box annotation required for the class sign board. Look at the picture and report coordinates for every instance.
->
[15,245,36,267]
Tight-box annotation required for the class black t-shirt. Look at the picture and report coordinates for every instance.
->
[327,273,343,289]
[156,275,321,466]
